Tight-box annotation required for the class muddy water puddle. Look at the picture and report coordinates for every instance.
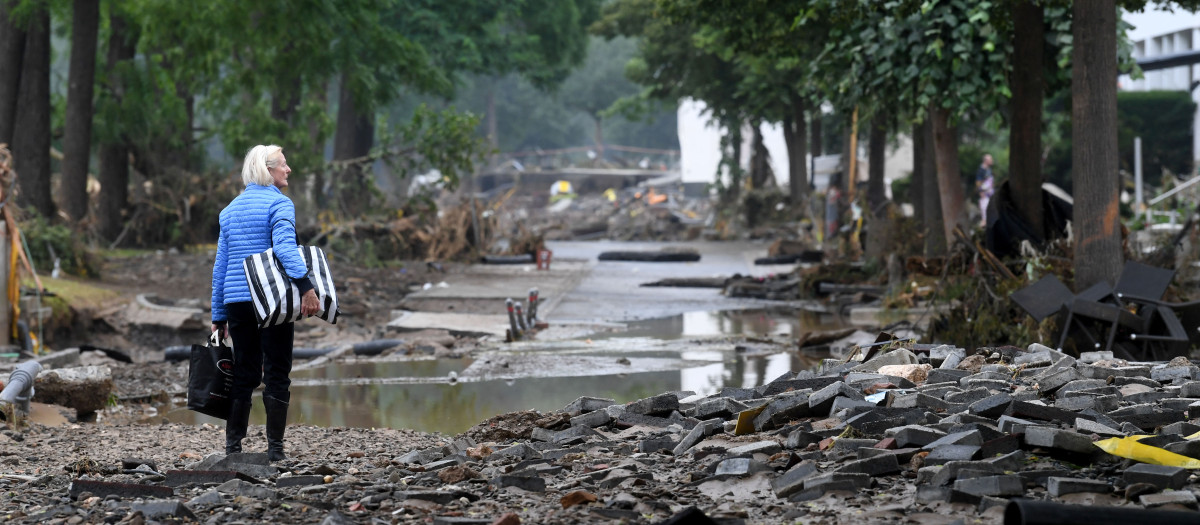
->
[167,309,844,434]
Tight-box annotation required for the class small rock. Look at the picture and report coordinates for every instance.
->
[957,355,986,374]
[878,364,933,384]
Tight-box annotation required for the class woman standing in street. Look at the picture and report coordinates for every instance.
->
[211,144,319,461]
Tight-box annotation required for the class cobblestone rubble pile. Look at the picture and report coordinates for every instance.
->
[7,343,1200,523]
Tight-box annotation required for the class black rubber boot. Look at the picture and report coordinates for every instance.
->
[225,398,252,454]
[263,392,290,462]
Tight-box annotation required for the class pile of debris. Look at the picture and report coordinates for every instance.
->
[492,191,713,243]
[12,343,1200,523]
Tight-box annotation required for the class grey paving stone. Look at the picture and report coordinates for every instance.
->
[187,490,224,506]
[1151,365,1199,383]
[490,475,546,492]
[952,475,1025,497]
[714,457,770,477]
[928,461,1003,486]
[671,418,723,456]
[754,392,812,431]
[803,472,871,491]
[928,369,970,384]
[985,450,1025,472]
[1057,379,1110,396]
[925,445,981,466]
[892,425,946,448]
[215,479,276,499]
[771,460,818,498]
[1124,463,1190,490]
[756,376,841,397]
[808,382,863,415]
[1046,476,1112,497]
[694,397,750,420]
[1140,490,1198,509]
[968,393,1012,419]
[131,500,196,520]
[626,393,680,416]
[946,388,993,405]
[1074,418,1124,437]
[561,396,617,416]
[834,454,901,476]
[570,409,613,428]
[727,440,783,456]
[923,430,984,450]
[1023,427,1097,455]
[1008,400,1093,425]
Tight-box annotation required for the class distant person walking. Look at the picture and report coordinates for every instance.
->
[975,154,995,228]
[825,173,843,242]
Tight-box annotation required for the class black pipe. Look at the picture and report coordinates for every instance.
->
[164,339,405,362]
[1004,498,1200,525]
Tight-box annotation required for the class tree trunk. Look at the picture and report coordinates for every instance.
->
[917,119,946,256]
[930,106,967,244]
[0,0,26,147]
[782,98,808,204]
[13,8,53,218]
[726,121,742,200]
[810,110,822,157]
[841,113,855,197]
[867,112,887,212]
[910,125,924,216]
[96,10,137,242]
[1072,1,1122,290]
[334,74,375,215]
[308,80,327,208]
[749,123,772,189]
[61,0,101,223]
[1011,1,1045,239]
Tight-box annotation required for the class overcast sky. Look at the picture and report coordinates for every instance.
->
[1125,6,1200,42]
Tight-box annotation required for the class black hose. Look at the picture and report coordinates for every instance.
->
[1004,498,1200,525]
[164,338,405,361]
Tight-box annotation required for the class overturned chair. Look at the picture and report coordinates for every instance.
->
[1010,261,1187,361]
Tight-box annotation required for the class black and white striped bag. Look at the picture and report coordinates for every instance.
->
[242,246,340,327]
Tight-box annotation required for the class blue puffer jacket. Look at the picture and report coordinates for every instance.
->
[211,184,310,322]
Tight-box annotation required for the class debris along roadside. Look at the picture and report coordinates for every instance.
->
[6,343,1200,523]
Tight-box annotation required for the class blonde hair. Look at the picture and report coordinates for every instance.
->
[241,144,283,186]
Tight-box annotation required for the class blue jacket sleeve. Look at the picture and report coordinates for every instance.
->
[269,198,313,292]
[211,227,228,322]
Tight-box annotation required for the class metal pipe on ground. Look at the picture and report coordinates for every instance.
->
[1004,499,1200,525]
[163,339,405,362]
[0,360,42,414]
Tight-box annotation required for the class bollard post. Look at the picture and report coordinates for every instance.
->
[514,303,528,332]
[505,298,521,340]
[527,288,539,323]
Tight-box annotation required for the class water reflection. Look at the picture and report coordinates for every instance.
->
[168,351,828,434]
[612,308,838,339]
[166,309,841,435]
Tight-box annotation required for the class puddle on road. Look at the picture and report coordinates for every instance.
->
[610,309,841,339]
[167,309,844,435]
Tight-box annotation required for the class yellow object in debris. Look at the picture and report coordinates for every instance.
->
[734,405,766,435]
[1094,435,1200,468]
[603,188,617,202]
[1187,429,1200,440]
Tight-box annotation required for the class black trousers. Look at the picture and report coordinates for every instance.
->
[226,302,294,401]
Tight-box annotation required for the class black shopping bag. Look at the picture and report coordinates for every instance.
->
[187,332,234,419]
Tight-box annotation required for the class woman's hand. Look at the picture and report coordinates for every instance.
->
[301,289,320,317]
[211,322,226,341]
